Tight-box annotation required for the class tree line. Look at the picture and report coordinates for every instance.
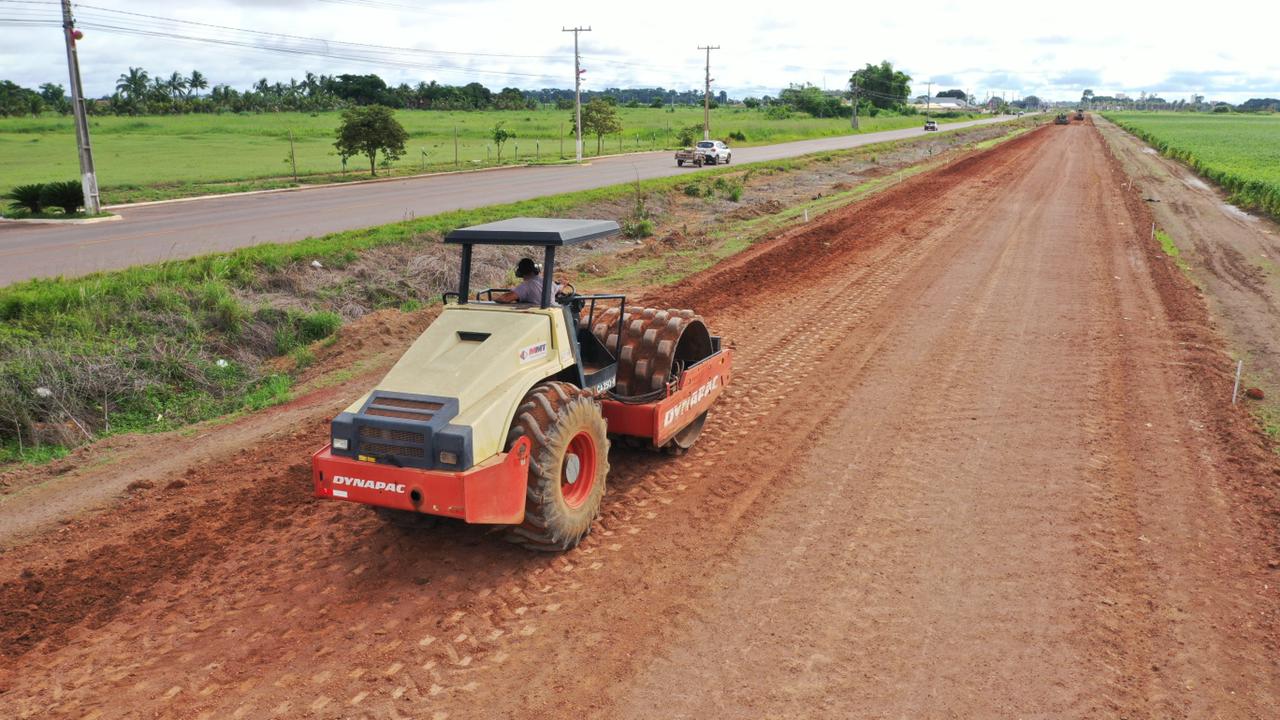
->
[1,61,922,118]
[0,68,730,117]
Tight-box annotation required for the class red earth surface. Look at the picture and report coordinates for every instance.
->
[1,118,1278,719]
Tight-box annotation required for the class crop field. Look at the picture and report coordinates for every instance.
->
[1104,112,1280,217]
[0,107,968,203]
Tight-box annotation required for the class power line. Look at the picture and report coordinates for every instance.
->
[71,3,561,61]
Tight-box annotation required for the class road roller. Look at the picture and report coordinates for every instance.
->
[311,218,733,551]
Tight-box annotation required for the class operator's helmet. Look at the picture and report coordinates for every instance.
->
[515,257,540,278]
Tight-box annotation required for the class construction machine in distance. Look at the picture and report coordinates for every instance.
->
[311,218,733,551]
[1055,112,1070,125]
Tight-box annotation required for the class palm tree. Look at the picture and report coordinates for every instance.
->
[115,66,148,100]
[188,70,208,98]
[167,71,187,100]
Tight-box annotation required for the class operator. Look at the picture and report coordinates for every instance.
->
[497,257,562,304]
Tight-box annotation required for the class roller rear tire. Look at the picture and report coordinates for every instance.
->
[505,382,610,551]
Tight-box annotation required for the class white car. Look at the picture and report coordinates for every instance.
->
[692,140,732,165]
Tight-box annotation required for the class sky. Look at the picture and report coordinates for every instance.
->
[2,0,1278,103]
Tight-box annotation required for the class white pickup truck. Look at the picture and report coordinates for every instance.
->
[675,139,733,167]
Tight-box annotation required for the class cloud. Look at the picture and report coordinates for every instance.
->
[981,72,1025,89]
[929,74,960,87]
[1049,69,1102,87]
[1033,35,1070,44]
[941,35,991,47]
[1159,70,1243,91]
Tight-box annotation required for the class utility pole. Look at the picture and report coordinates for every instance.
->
[698,44,719,140]
[925,81,932,116]
[849,72,859,130]
[562,26,590,163]
[61,0,100,213]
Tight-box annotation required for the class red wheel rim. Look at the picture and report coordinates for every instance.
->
[561,431,597,509]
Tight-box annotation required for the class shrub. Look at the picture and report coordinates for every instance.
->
[621,217,654,238]
[683,183,702,197]
[299,310,342,343]
[728,130,747,142]
[676,124,702,146]
[39,180,84,214]
[4,183,44,214]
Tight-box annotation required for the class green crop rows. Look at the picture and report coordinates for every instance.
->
[1105,112,1280,218]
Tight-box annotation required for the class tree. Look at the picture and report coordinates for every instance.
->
[334,104,408,176]
[1081,89,1094,108]
[167,71,187,100]
[115,66,149,113]
[188,70,208,98]
[0,81,42,117]
[937,89,967,101]
[38,83,70,114]
[330,74,397,106]
[850,61,911,110]
[574,99,623,154]
[1021,95,1041,109]
[491,121,514,161]
[778,83,844,117]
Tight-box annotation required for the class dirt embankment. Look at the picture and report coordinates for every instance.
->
[0,119,1277,719]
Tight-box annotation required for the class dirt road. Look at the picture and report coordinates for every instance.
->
[2,119,1278,719]
[0,116,1014,287]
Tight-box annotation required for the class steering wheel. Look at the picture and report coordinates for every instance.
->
[555,282,577,304]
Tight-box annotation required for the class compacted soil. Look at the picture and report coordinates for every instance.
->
[1,119,1278,719]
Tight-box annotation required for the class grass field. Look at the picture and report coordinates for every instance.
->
[1104,112,1280,218]
[0,107,973,204]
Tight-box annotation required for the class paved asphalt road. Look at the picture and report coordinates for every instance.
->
[0,116,1015,286]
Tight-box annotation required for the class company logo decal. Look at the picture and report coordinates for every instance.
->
[519,342,548,363]
[662,376,719,428]
[333,475,406,495]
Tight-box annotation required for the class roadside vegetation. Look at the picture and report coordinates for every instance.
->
[0,117,1034,466]
[1104,112,1280,219]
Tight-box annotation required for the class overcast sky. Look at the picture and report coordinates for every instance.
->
[2,0,1277,103]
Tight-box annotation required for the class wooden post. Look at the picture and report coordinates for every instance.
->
[454,125,459,167]
[288,130,298,181]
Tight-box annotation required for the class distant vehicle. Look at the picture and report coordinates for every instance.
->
[1075,109,1085,121]
[675,139,732,167]
[1055,113,1070,125]
[923,119,939,131]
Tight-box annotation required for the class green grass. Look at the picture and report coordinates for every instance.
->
[1154,228,1190,272]
[0,108,981,203]
[0,442,70,466]
[1104,112,1280,218]
[0,209,115,220]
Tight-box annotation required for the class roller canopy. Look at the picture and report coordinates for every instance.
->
[444,218,621,246]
